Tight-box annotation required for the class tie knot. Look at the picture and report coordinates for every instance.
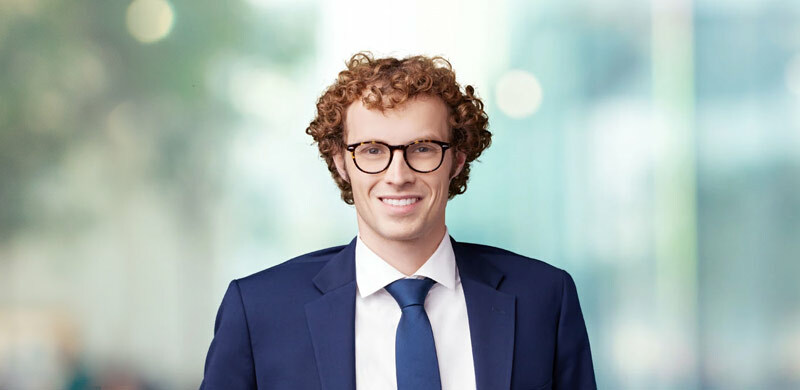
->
[384,277,435,308]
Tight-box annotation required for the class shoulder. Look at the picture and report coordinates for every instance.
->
[233,244,346,292]
[455,241,571,290]
[457,241,565,274]
[455,241,586,319]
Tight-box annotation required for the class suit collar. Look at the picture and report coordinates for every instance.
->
[311,237,357,294]
[310,235,506,291]
[450,236,504,288]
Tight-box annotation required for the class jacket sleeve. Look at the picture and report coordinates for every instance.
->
[200,280,257,390]
[553,270,597,389]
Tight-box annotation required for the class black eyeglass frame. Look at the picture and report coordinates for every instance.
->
[345,139,451,174]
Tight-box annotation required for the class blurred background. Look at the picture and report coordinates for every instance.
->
[1,0,799,388]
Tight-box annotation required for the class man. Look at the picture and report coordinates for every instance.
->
[200,53,596,390]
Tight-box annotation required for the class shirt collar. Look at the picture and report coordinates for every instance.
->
[355,228,458,298]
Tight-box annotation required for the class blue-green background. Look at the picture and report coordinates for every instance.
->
[1,0,799,388]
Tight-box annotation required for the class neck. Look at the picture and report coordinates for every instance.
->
[357,223,447,276]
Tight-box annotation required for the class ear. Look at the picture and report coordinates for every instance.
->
[333,151,350,183]
[450,150,466,180]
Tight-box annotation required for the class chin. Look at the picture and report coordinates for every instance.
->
[373,221,427,242]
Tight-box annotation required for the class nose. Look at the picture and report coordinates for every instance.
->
[383,149,416,186]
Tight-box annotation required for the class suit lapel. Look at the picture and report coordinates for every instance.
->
[306,238,358,390]
[453,237,516,390]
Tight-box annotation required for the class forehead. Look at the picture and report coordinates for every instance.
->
[344,95,450,143]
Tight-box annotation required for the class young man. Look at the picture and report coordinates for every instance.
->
[200,53,596,390]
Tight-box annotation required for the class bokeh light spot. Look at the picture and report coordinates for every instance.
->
[495,69,543,119]
[125,0,175,44]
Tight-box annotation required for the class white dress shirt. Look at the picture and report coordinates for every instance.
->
[354,229,477,390]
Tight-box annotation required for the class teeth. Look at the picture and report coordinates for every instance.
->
[381,197,419,206]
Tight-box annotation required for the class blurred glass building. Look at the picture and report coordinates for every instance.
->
[1,0,798,388]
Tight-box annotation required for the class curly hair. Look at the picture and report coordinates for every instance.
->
[305,52,492,205]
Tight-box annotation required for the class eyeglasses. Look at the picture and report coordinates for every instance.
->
[345,139,451,174]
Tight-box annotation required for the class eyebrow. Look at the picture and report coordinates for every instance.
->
[348,134,446,145]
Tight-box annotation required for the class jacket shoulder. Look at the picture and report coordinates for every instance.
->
[235,244,346,289]
[456,241,568,281]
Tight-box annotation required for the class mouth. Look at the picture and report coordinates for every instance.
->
[379,196,421,207]
[378,196,422,215]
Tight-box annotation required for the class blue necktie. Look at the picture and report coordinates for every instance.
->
[384,277,442,390]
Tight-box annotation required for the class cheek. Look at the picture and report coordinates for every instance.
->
[429,174,452,197]
[351,176,377,198]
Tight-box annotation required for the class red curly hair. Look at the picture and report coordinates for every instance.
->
[305,52,492,205]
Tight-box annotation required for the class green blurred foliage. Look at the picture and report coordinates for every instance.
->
[0,0,316,243]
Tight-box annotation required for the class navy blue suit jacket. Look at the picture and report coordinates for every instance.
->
[200,237,596,389]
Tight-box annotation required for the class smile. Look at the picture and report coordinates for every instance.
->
[380,197,420,206]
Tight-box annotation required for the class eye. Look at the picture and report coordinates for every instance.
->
[366,147,383,154]
[411,144,438,154]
